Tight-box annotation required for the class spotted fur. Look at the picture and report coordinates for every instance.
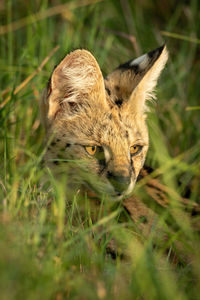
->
[40,46,168,199]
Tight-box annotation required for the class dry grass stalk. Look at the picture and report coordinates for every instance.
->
[0,45,60,109]
[0,0,103,35]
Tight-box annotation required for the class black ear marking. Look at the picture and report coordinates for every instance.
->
[117,44,165,75]
[105,45,167,108]
[147,44,165,59]
[118,61,140,74]
[105,87,111,96]
[115,99,123,107]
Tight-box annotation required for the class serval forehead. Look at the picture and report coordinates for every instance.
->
[56,104,145,144]
[91,111,144,143]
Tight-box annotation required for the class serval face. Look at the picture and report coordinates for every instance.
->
[40,46,168,199]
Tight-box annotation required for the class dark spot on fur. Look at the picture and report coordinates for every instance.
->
[118,112,122,121]
[109,114,112,120]
[65,143,70,148]
[53,160,59,165]
[47,147,51,150]
[108,103,114,109]
[56,139,60,142]
[139,215,148,224]
[68,102,79,113]
[123,205,131,216]
[101,124,107,130]
[105,87,111,96]
[144,165,154,174]
[69,102,76,108]
[130,158,135,174]
[137,170,144,182]
[98,159,106,175]
[115,85,120,91]
[125,130,129,138]
[106,247,124,260]
[51,142,56,146]
[115,99,123,107]
[147,182,163,193]
[191,208,199,217]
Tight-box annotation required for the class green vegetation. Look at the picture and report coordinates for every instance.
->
[0,0,200,299]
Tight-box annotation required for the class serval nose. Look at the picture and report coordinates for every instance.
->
[107,171,131,194]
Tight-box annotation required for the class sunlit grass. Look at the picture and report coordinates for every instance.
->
[0,0,200,299]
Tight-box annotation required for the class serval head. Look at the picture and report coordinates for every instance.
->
[40,45,168,199]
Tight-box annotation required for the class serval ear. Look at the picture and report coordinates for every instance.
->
[105,45,168,111]
[42,49,106,122]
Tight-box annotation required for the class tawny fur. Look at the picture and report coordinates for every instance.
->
[41,45,168,198]
[40,47,200,264]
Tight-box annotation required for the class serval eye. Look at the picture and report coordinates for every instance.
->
[130,145,142,156]
[85,146,97,156]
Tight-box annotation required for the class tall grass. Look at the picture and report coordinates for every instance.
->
[0,0,200,299]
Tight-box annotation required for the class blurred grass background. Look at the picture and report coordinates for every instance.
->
[0,0,200,299]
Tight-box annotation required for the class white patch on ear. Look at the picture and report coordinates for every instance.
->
[130,53,149,70]
[131,46,168,112]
